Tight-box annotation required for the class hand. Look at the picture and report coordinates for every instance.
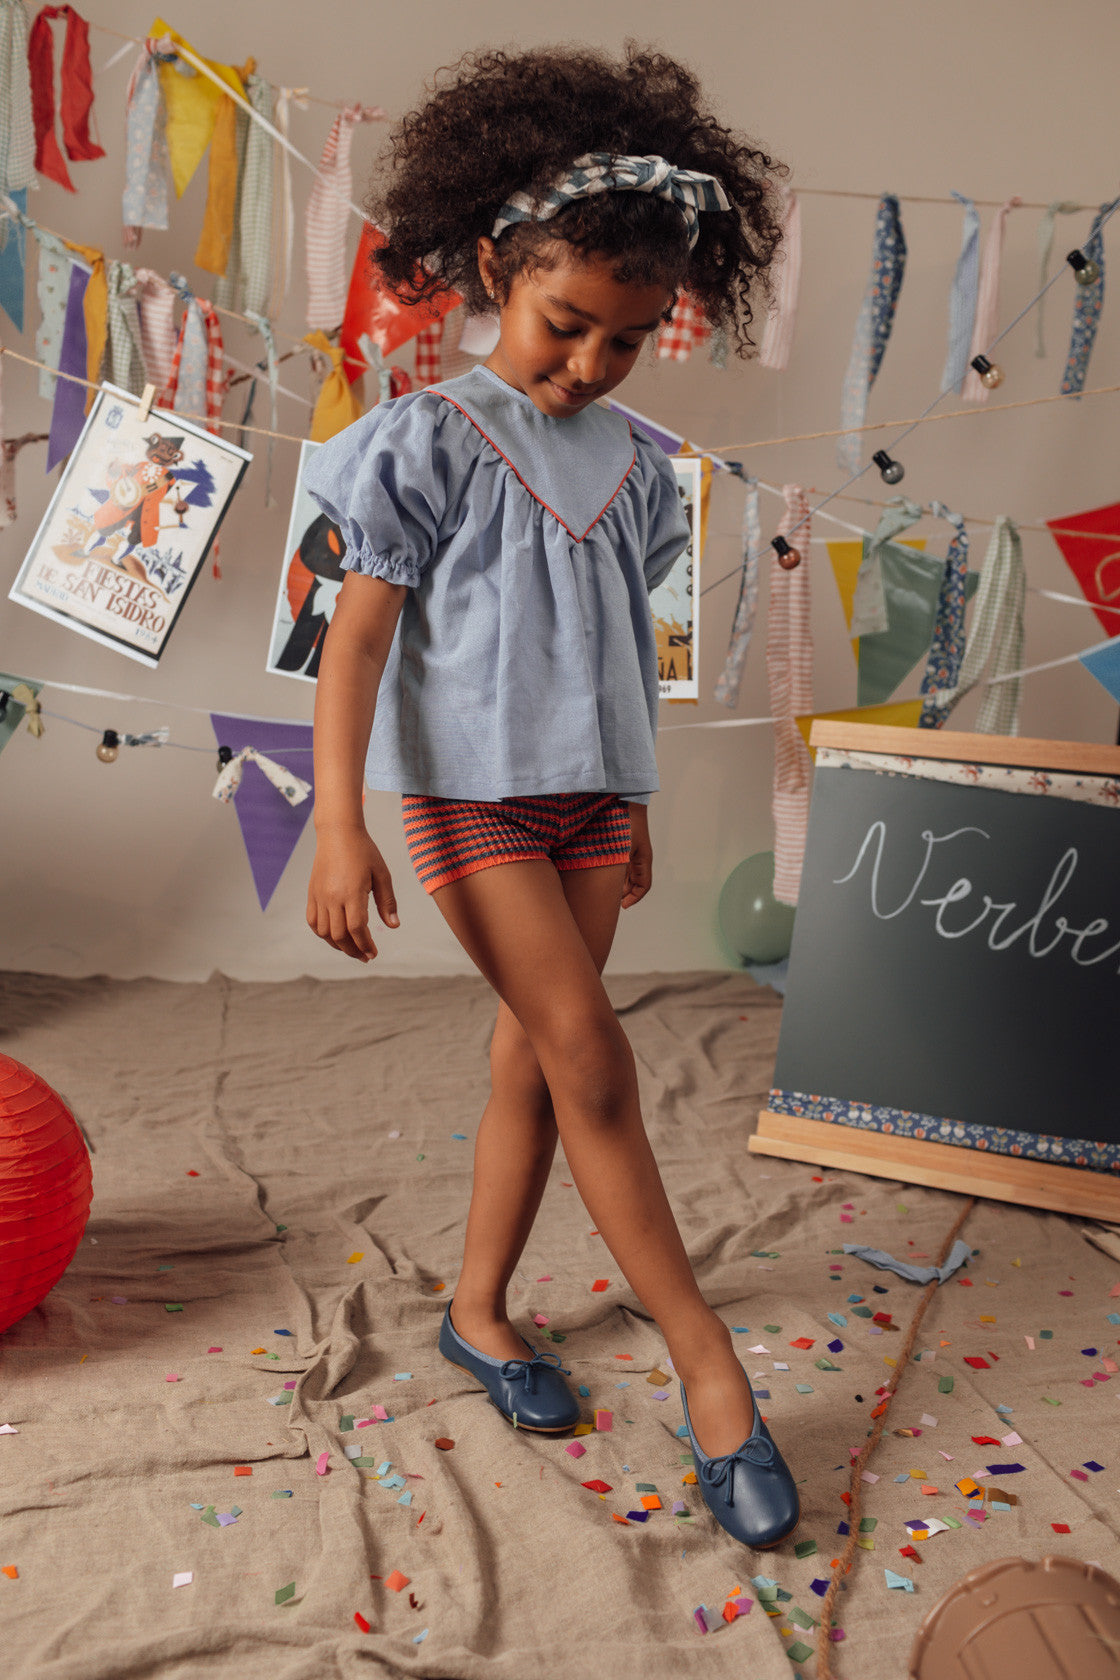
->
[307,827,399,961]
[621,803,652,909]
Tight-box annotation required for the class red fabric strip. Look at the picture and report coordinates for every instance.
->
[27,6,104,193]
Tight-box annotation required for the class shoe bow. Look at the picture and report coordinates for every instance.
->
[498,1349,571,1394]
[699,1434,776,1508]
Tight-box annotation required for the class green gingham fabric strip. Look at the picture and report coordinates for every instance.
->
[0,0,34,197]
[239,72,275,318]
[931,514,1025,735]
[105,261,147,396]
[492,154,731,252]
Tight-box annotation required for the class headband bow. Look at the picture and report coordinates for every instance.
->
[492,153,731,253]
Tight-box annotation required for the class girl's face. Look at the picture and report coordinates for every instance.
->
[477,237,673,419]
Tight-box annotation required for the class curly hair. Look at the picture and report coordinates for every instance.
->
[368,43,789,356]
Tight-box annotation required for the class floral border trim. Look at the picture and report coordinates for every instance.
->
[767,1087,1120,1174]
[815,746,1120,810]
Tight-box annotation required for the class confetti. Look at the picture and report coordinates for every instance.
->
[275,1582,296,1605]
[565,1442,586,1458]
[316,1452,330,1476]
[354,1612,371,1633]
[172,1572,192,1588]
[384,1570,410,1592]
[434,1438,455,1451]
[591,1279,609,1292]
[884,1569,915,1592]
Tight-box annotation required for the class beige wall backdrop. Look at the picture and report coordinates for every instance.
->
[2,0,1119,981]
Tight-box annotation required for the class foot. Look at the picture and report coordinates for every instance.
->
[448,1300,534,1365]
[675,1339,757,1458]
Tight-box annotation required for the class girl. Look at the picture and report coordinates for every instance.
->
[305,43,798,1551]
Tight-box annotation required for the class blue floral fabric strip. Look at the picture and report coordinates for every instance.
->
[1060,196,1120,396]
[768,1086,1120,1173]
[918,501,970,728]
[837,194,906,475]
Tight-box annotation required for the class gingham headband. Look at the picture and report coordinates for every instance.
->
[491,153,732,253]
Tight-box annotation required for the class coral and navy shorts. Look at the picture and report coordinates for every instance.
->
[401,792,632,895]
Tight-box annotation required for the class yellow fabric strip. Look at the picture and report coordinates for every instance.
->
[305,331,361,441]
[194,58,252,275]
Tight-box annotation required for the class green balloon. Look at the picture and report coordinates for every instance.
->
[717,851,796,965]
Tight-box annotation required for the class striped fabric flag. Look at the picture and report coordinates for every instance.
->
[767,485,814,904]
[961,196,1021,403]
[759,189,801,372]
[305,104,380,329]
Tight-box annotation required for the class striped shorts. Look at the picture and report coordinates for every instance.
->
[401,792,632,895]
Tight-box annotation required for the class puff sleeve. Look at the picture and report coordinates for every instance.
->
[301,393,453,588]
[631,427,693,593]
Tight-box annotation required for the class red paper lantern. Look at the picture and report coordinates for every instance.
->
[0,1054,92,1336]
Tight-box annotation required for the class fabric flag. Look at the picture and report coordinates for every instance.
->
[209,715,315,911]
[211,97,248,313]
[942,191,980,394]
[0,673,44,755]
[193,55,246,277]
[305,105,381,329]
[413,318,444,385]
[104,260,146,394]
[122,38,171,244]
[931,515,1025,735]
[46,258,89,469]
[306,330,361,440]
[1078,637,1120,705]
[1034,200,1081,357]
[339,222,460,375]
[848,495,922,639]
[151,17,242,198]
[961,196,1021,404]
[1046,500,1120,636]
[27,4,105,192]
[0,0,35,198]
[759,188,800,371]
[1060,197,1120,396]
[0,186,27,332]
[163,276,225,430]
[33,225,73,396]
[657,292,709,362]
[918,502,970,728]
[237,71,274,316]
[829,523,978,710]
[766,485,813,905]
[795,699,922,756]
[837,194,906,474]
[269,85,308,319]
[133,267,180,393]
[713,475,762,707]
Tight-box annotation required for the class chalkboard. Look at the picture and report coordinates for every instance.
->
[751,724,1120,1220]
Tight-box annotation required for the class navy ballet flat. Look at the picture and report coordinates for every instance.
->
[680,1374,800,1550]
[438,1301,581,1433]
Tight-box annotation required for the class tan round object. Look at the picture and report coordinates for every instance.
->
[909,1555,1120,1679]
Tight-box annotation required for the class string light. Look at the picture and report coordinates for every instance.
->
[969,354,1004,389]
[872,450,905,485]
[1066,248,1101,286]
[770,534,799,570]
[96,729,120,763]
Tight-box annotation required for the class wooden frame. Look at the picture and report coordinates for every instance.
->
[748,724,1120,1221]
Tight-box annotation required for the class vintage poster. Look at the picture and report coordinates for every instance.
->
[266,439,346,683]
[651,455,702,700]
[9,384,250,668]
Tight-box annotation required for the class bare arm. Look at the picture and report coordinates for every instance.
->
[307,571,407,961]
[621,801,652,909]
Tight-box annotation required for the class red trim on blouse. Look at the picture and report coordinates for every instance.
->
[432,393,637,543]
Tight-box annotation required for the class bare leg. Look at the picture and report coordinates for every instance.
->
[433,858,755,1458]
[446,863,626,1364]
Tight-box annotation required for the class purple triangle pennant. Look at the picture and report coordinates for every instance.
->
[47,263,91,472]
[210,714,315,911]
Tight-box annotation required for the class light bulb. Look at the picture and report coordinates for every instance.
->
[872,449,905,485]
[771,534,800,571]
[1066,248,1101,286]
[97,730,120,763]
[970,353,1004,389]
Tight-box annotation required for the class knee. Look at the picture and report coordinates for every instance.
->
[490,1018,555,1127]
[549,1016,635,1127]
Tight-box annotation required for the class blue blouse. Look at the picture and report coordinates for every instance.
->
[302,364,691,803]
